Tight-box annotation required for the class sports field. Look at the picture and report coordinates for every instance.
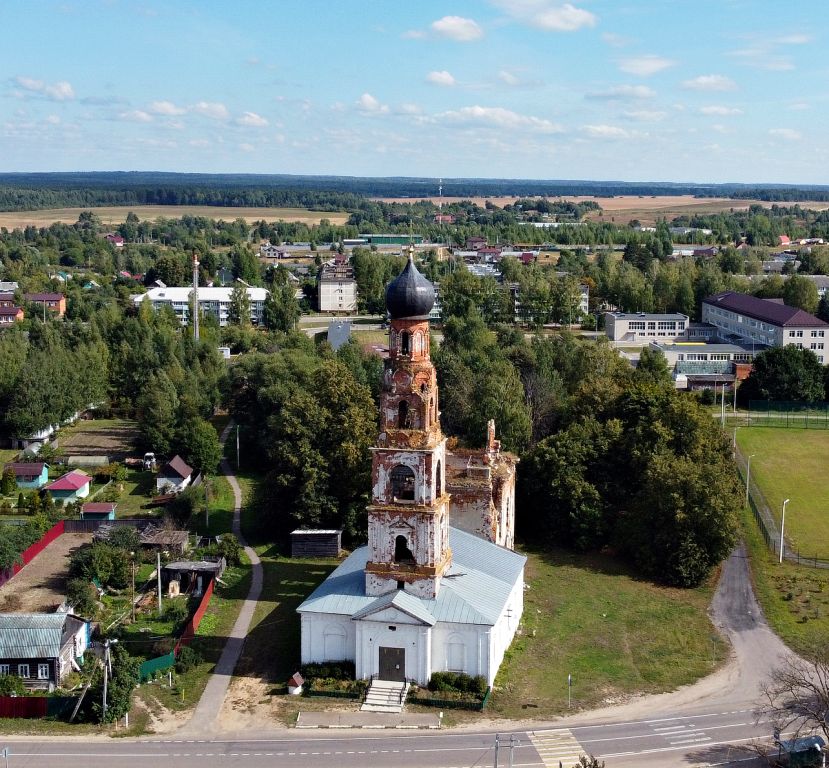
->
[0,205,349,229]
[737,427,829,557]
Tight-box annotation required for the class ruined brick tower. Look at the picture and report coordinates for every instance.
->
[364,252,451,599]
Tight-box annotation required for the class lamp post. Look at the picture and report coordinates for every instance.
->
[746,454,755,508]
[130,552,135,623]
[779,498,790,564]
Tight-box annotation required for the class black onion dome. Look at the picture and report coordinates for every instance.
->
[385,254,435,319]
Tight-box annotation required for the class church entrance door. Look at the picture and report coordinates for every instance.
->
[378,646,406,682]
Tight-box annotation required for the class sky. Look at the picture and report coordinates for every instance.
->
[1,0,828,184]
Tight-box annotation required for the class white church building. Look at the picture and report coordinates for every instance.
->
[297,255,525,686]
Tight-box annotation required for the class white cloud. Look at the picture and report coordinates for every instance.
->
[602,32,632,47]
[681,74,737,91]
[118,110,153,122]
[498,70,521,86]
[584,124,632,139]
[189,139,210,148]
[14,76,75,101]
[427,70,456,87]
[700,105,743,116]
[45,114,61,125]
[237,111,268,127]
[150,100,186,116]
[775,33,812,45]
[398,103,422,115]
[769,128,802,141]
[430,16,483,42]
[437,105,563,133]
[356,93,389,114]
[493,1,597,32]
[191,101,229,120]
[618,55,674,77]
[585,84,655,101]
[239,142,255,152]
[623,110,667,122]
[402,29,426,40]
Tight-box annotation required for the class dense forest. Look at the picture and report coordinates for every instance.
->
[1,172,829,212]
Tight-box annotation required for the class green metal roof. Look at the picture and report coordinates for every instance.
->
[0,613,83,659]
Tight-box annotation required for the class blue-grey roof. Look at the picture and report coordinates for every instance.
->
[351,590,437,626]
[0,613,83,659]
[297,528,526,627]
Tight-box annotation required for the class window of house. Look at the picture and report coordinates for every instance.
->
[390,465,415,501]
[0,665,8,676]
[17,664,29,678]
[37,664,49,680]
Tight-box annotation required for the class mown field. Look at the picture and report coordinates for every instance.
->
[0,205,349,229]
[737,427,829,557]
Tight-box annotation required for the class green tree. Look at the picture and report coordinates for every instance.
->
[228,284,251,326]
[0,467,16,496]
[135,371,180,454]
[176,417,222,474]
[782,274,819,314]
[818,294,829,323]
[740,346,825,403]
[635,347,671,385]
[263,282,301,332]
[89,645,140,723]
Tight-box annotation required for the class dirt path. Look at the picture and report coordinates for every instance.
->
[180,422,263,735]
[0,533,90,612]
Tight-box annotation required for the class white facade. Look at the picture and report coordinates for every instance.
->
[319,268,358,312]
[605,312,690,343]
[131,286,268,327]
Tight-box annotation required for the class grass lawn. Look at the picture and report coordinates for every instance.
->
[487,547,726,718]
[0,449,19,465]
[736,427,829,557]
[191,475,238,538]
[352,329,389,346]
[104,469,157,517]
[742,505,829,656]
[57,418,139,460]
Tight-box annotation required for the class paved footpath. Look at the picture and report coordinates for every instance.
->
[183,420,263,734]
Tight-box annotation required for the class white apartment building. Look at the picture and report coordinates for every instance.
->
[605,312,691,343]
[318,265,358,312]
[701,291,829,363]
[131,285,268,327]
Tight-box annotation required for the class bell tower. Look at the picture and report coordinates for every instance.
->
[365,252,450,599]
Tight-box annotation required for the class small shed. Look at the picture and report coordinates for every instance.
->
[139,523,190,555]
[156,455,193,494]
[290,529,342,558]
[46,469,91,504]
[80,502,116,521]
[162,558,225,598]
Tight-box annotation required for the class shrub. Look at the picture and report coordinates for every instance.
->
[217,533,242,566]
[163,598,190,626]
[0,675,25,696]
[427,671,487,697]
[175,646,202,674]
[697,388,715,406]
[151,638,175,657]
[105,526,141,553]
[300,660,355,680]
[66,577,98,617]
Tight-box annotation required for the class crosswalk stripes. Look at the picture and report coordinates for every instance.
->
[528,728,585,768]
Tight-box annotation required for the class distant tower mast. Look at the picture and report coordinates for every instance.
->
[192,252,200,341]
[438,178,443,210]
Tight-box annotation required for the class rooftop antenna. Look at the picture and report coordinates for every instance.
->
[192,252,200,341]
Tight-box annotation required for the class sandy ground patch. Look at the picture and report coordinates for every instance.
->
[0,206,349,229]
[0,533,91,613]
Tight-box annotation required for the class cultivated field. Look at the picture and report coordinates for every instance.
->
[0,533,91,613]
[0,205,349,230]
[58,418,139,461]
[373,194,829,226]
[737,427,829,557]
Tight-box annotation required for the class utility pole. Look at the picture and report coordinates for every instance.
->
[157,551,162,616]
[236,424,240,469]
[130,552,135,622]
[494,733,500,768]
[102,638,118,722]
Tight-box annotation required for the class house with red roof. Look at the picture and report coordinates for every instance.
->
[46,470,91,504]
[3,462,49,490]
[105,234,125,248]
[0,306,24,325]
[23,293,66,317]
[778,235,791,246]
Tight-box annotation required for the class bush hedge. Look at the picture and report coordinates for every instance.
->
[427,671,488,697]
[300,660,355,680]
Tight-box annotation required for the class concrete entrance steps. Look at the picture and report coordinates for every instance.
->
[360,679,409,713]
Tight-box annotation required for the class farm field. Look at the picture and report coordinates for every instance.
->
[0,205,350,230]
[737,427,829,557]
[373,194,829,226]
[0,532,90,613]
[58,418,139,461]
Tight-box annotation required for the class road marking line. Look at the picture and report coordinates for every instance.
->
[530,728,585,768]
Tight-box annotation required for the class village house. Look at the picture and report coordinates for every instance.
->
[0,307,24,325]
[23,293,66,317]
[156,455,193,494]
[0,612,90,691]
[80,502,116,521]
[3,462,49,490]
[298,255,525,691]
[46,470,91,503]
[105,233,125,248]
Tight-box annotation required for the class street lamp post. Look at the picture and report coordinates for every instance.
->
[779,498,790,564]
[746,454,755,508]
[130,552,135,623]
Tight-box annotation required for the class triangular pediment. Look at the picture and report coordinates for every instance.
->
[351,591,436,626]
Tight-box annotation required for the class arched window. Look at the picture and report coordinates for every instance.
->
[398,400,409,428]
[394,534,415,564]
[400,331,410,355]
[390,464,415,500]
[436,460,442,498]
[323,625,346,660]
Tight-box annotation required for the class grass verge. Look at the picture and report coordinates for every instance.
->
[488,546,726,718]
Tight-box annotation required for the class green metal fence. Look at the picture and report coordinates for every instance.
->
[139,651,175,682]
[748,400,829,429]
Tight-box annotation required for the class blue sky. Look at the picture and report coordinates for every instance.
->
[1,0,827,183]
